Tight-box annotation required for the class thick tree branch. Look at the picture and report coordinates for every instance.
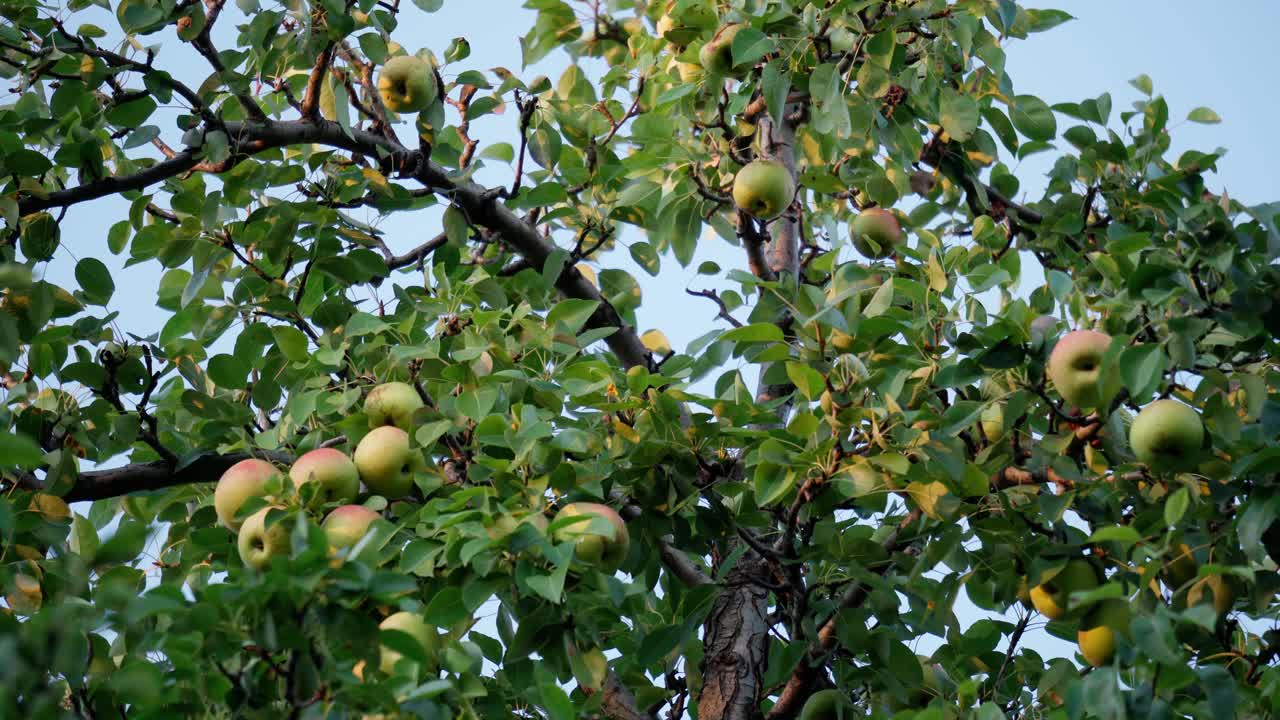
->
[29,450,292,503]
[15,117,655,372]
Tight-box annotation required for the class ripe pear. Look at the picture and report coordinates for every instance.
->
[1029,559,1099,620]
[979,403,1005,444]
[378,611,441,676]
[1129,399,1204,473]
[322,505,381,550]
[237,507,292,571]
[849,208,903,259]
[1077,599,1129,667]
[1046,330,1116,410]
[214,459,282,531]
[732,159,795,220]
[377,55,437,114]
[364,381,424,432]
[289,447,360,508]
[354,426,420,499]
[553,502,630,572]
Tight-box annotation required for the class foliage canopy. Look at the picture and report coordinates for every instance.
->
[1,0,1279,719]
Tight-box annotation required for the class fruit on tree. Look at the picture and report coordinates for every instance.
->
[849,208,903,259]
[354,426,419,498]
[322,505,381,550]
[1046,329,1116,410]
[799,688,855,719]
[378,611,440,676]
[897,655,943,708]
[237,507,292,571]
[553,502,630,572]
[699,23,744,76]
[214,459,283,531]
[1029,559,1099,620]
[289,447,360,507]
[1129,399,1204,473]
[377,55,437,114]
[732,159,795,220]
[1187,575,1235,616]
[364,381,424,431]
[1077,598,1130,667]
[979,403,1005,443]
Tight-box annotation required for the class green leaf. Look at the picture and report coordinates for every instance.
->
[0,431,43,469]
[1186,106,1221,124]
[721,323,784,344]
[1129,73,1153,95]
[1010,95,1057,141]
[1118,344,1165,400]
[762,60,790,129]
[940,89,979,142]
[424,587,471,626]
[75,258,114,305]
[755,465,795,507]
[545,298,599,334]
[271,326,308,363]
[863,281,893,317]
[1164,487,1189,528]
[106,96,158,127]
[629,241,660,276]
[785,362,825,400]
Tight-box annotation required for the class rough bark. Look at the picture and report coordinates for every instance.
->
[698,550,771,720]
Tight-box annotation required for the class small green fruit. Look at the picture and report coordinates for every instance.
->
[1046,329,1117,410]
[732,159,795,220]
[799,688,855,719]
[849,208,902,259]
[1129,399,1204,473]
[377,55,437,114]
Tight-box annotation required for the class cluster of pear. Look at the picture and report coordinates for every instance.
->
[729,162,905,262]
[214,381,427,571]
[1046,329,1206,472]
[1023,548,1236,668]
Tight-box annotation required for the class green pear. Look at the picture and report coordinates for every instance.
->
[849,208,903,259]
[732,159,795,220]
[377,55,437,114]
[1046,329,1117,410]
[364,381,424,432]
[237,507,292,571]
[799,688,855,719]
[354,426,420,498]
[378,611,440,677]
[1129,399,1204,473]
[553,502,630,572]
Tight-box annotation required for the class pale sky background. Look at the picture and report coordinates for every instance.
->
[18,0,1280,696]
